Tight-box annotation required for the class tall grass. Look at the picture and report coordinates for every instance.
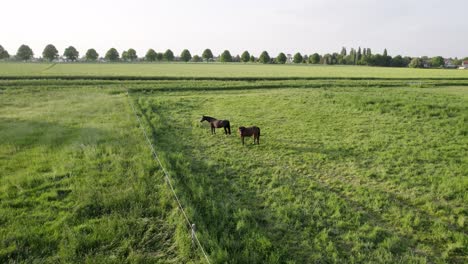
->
[134,86,467,263]
[1,79,466,263]
[0,87,198,262]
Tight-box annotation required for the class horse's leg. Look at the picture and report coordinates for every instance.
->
[241,136,244,145]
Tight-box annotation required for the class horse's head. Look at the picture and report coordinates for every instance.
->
[200,115,206,122]
[238,126,246,133]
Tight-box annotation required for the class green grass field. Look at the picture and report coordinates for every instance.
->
[0,65,467,263]
[1,62,468,79]
[0,87,200,263]
[133,86,467,263]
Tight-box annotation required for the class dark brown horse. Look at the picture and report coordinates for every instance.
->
[238,126,260,145]
[200,115,231,135]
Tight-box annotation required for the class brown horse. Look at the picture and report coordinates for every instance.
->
[238,126,260,145]
[200,115,231,135]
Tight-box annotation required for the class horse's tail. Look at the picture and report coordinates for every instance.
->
[258,127,260,137]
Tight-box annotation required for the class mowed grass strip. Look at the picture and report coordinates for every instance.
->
[134,86,467,263]
[0,87,199,263]
[3,79,468,95]
[1,62,468,79]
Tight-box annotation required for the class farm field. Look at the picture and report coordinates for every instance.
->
[134,85,467,263]
[0,87,197,263]
[0,74,467,263]
[1,62,468,79]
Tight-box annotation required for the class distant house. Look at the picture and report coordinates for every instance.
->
[461,60,468,69]
[444,59,456,68]
[423,60,431,68]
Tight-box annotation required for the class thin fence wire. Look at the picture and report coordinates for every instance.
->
[126,92,211,264]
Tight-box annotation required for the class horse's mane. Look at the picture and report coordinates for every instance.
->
[204,115,217,121]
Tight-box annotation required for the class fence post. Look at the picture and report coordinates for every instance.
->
[191,223,196,247]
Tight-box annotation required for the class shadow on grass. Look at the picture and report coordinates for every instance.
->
[0,117,108,151]
[133,97,410,262]
[132,97,284,261]
[0,117,110,213]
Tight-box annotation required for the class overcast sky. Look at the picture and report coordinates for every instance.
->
[2,0,467,58]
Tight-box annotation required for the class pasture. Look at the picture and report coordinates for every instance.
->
[0,87,192,263]
[0,64,467,263]
[134,85,467,263]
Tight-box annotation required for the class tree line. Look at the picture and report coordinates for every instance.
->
[0,44,466,68]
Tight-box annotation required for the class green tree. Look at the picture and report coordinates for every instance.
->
[145,49,157,61]
[122,49,137,61]
[367,54,382,66]
[122,51,129,61]
[431,56,444,68]
[403,56,412,67]
[241,51,250,62]
[16,44,34,61]
[202,49,214,62]
[258,51,270,64]
[340,47,347,56]
[359,48,369,65]
[309,53,320,64]
[220,50,232,62]
[276,52,287,64]
[337,54,346,65]
[163,49,174,61]
[85,49,99,61]
[180,49,192,62]
[156,52,163,61]
[63,46,79,61]
[331,53,339,65]
[409,57,423,68]
[382,49,392,66]
[192,55,202,62]
[105,48,120,61]
[127,49,137,61]
[293,52,303,63]
[322,54,333,64]
[249,55,255,62]
[390,55,404,67]
[0,45,10,59]
[346,49,356,65]
[357,47,362,61]
[42,44,58,61]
